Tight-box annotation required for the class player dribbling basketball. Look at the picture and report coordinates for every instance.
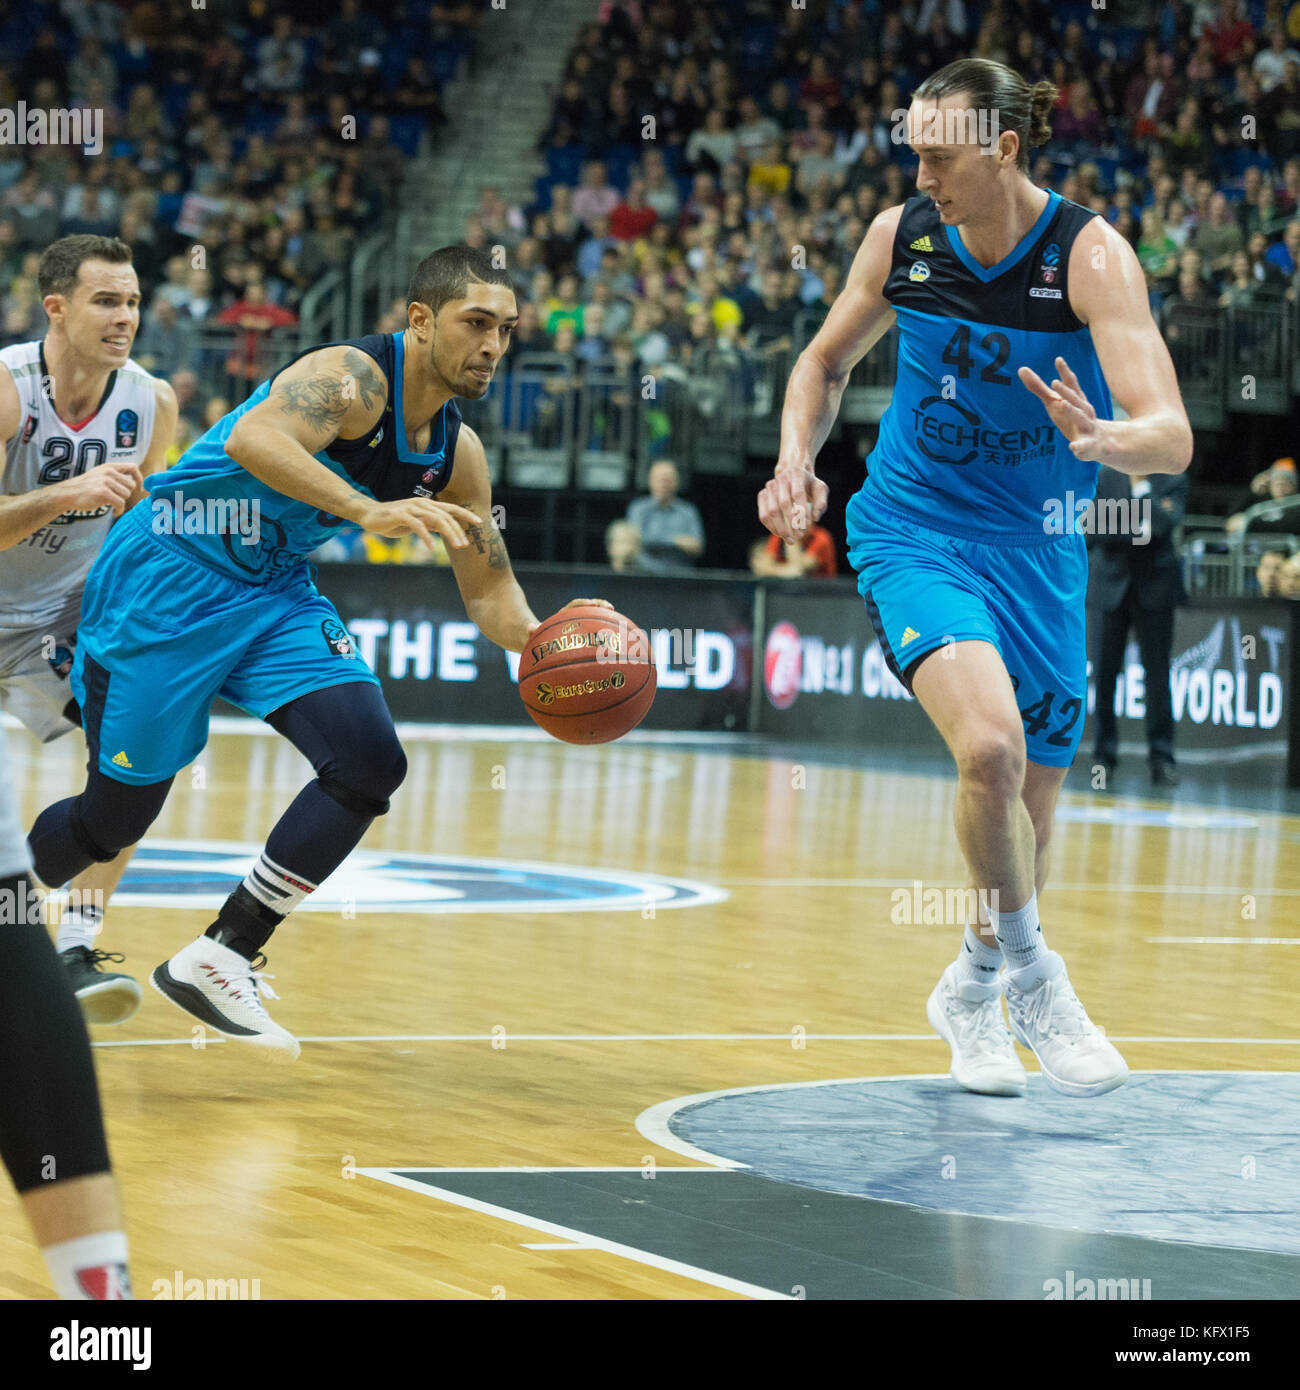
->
[25,245,609,1060]
[760,59,1193,1097]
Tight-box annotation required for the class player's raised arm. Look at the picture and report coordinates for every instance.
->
[440,425,610,652]
[0,363,139,550]
[761,205,901,543]
[224,343,480,550]
[1017,219,1193,476]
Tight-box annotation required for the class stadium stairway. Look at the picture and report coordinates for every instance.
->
[403,0,599,249]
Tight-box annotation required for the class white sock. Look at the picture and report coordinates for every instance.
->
[241,852,316,915]
[992,892,1045,969]
[56,903,104,954]
[42,1231,132,1300]
[953,920,1003,985]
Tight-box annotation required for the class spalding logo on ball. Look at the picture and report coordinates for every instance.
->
[518,605,657,744]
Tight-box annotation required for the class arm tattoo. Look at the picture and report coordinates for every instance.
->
[274,373,351,434]
[273,350,385,436]
[465,521,509,570]
[342,348,385,410]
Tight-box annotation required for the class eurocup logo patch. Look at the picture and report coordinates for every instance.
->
[909,261,931,283]
[115,408,138,449]
[46,644,74,679]
[1030,242,1064,299]
[321,617,355,657]
[21,413,36,444]
[414,462,442,498]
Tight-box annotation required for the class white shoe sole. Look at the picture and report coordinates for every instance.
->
[150,964,300,1062]
[927,983,1026,1096]
[1007,1015,1128,1097]
[74,977,142,1026]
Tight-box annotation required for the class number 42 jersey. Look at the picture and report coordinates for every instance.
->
[0,339,158,630]
[856,189,1112,541]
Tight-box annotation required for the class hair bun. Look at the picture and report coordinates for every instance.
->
[1028,80,1058,146]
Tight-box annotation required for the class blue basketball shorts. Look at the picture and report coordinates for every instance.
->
[845,484,1089,768]
[70,506,381,785]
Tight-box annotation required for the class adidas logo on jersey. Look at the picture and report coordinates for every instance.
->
[900,626,921,647]
[112,750,133,768]
[909,236,934,252]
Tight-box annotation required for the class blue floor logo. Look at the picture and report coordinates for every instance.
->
[112,840,726,915]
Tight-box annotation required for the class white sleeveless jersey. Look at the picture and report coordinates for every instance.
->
[0,339,158,629]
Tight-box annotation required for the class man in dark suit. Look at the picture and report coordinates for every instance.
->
[1088,465,1190,789]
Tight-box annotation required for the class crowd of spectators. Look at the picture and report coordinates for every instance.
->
[0,0,473,375]
[6,0,1300,579]
[449,0,1300,510]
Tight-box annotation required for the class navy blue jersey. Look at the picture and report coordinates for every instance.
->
[864,190,1111,540]
[144,332,462,582]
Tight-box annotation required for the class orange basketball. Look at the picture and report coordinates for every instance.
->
[518,605,657,744]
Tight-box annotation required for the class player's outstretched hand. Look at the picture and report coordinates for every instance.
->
[759,457,829,544]
[59,460,142,516]
[1018,356,1112,463]
[357,497,481,550]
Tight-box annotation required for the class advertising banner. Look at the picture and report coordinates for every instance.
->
[756,584,1297,774]
[313,562,756,731]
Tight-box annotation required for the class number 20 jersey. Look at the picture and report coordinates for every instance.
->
[860,189,1111,541]
[0,340,158,630]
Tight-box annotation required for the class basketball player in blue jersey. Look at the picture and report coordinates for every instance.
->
[761,59,1192,1098]
[26,244,608,1060]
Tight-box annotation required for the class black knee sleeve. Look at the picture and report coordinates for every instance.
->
[79,766,173,852]
[267,681,407,817]
[0,876,112,1191]
[69,801,118,864]
[29,768,172,887]
[317,771,396,818]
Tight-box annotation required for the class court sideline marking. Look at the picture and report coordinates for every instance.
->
[89,1031,1300,1049]
[354,1166,792,1300]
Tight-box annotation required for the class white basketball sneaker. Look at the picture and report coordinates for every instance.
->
[926,963,1028,1096]
[151,936,300,1062]
[1003,951,1128,1097]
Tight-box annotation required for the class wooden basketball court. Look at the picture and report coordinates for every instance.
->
[3,721,1297,1299]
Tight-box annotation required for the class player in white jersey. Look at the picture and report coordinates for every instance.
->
[0,235,177,1024]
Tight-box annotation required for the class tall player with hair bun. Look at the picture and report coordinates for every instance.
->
[760,59,1193,1098]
